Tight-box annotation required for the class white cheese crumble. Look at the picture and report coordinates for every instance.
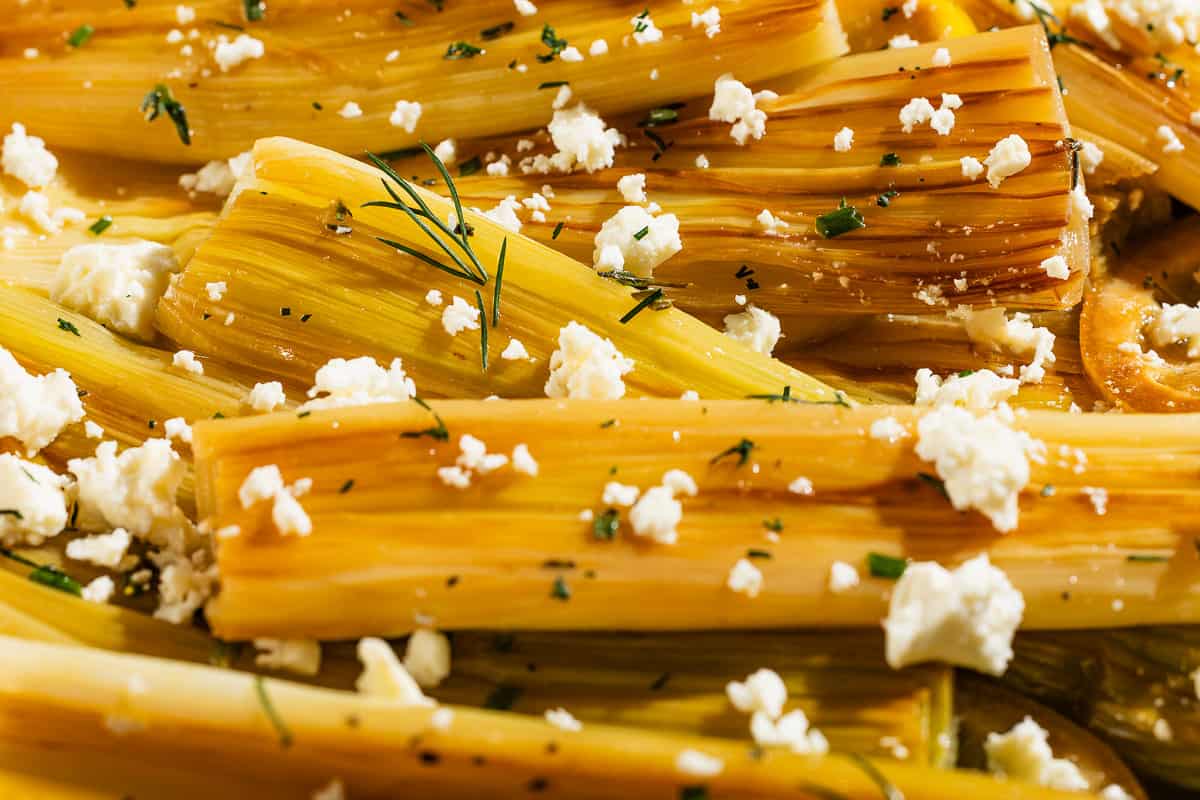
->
[238,464,284,508]
[175,4,196,23]
[884,553,1025,675]
[559,45,583,62]
[172,350,204,375]
[526,102,621,174]
[1157,124,1184,153]
[272,489,312,536]
[404,628,452,688]
[51,241,179,342]
[545,321,633,399]
[833,126,854,152]
[486,156,511,176]
[456,434,508,475]
[592,205,682,277]
[961,156,985,180]
[676,749,724,778]
[695,154,710,168]
[2,123,58,188]
[300,356,415,411]
[0,455,69,546]
[932,47,952,67]
[179,153,248,197]
[1040,255,1069,280]
[205,280,227,301]
[869,416,910,443]
[691,6,721,37]
[545,707,584,732]
[726,668,787,717]
[356,637,434,705]
[66,528,132,568]
[915,404,1043,532]
[955,306,1057,384]
[442,295,481,336]
[828,561,861,593]
[631,11,663,43]
[433,139,457,164]
[501,338,530,360]
[889,33,920,47]
[788,476,814,495]
[1071,184,1094,220]
[727,557,763,597]
[1148,302,1200,357]
[984,134,1032,188]
[629,486,683,544]
[425,289,444,307]
[247,381,286,413]
[337,101,363,120]
[751,709,829,753]
[914,368,1020,411]
[430,707,455,731]
[662,469,698,497]
[617,173,647,204]
[68,439,186,537]
[512,443,539,476]
[389,100,423,133]
[481,196,523,233]
[253,639,322,676]
[723,305,782,355]
[84,420,104,438]
[213,34,265,72]
[602,481,640,507]
[709,74,773,145]
[589,39,609,55]
[984,716,1089,790]
[163,417,192,444]
[756,209,789,235]
[82,575,115,604]
[514,0,537,15]
[0,347,84,456]
[1079,140,1104,174]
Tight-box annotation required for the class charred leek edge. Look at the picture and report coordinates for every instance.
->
[435,27,1089,319]
[439,630,955,767]
[196,399,1200,639]
[0,0,847,163]
[1008,628,1200,790]
[156,136,836,401]
[1079,217,1200,411]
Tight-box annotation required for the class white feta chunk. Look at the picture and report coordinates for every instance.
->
[51,241,179,342]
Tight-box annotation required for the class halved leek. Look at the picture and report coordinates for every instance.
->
[0,0,848,163]
[196,399,1200,639]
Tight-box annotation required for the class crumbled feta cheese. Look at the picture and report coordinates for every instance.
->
[179,157,241,197]
[486,155,512,176]
[430,707,455,731]
[425,289,444,307]
[433,138,456,164]
[681,390,700,401]
[1100,786,1134,800]
[903,0,919,15]
[152,547,218,624]
[617,173,647,204]
[300,356,415,410]
[52,241,180,342]
[82,575,115,604]
[869,416,910,443]
[723,305,782,355]
[932,47,952,67]
[985,716,1089,790]
[629,486,682,544]
[788,476,814,495]
[337,101,363,119]
[65,528,132,569]
[456,434,508,475]
[1071,183,1094,219]
[545,321,633,399]
[1078,140,1104,175]
[247,381,286,413]
[833,126,854,152]
[163,416,192,444]
[0,347,84,456]
[0,455,69,546]
[238,464,284,508]
[501,338,530,360]
[514,0,537,15]
[404,628,451,688]
[437,465,472,489]
[695,153,710,169]
[631,11,663,43]
[481,195,523,233]
[22,48,38,60]
[956,306,1057,384]
[84,420,104,438]
[602,481,640,507]
[167,28,184,43]
[726,668,787,717]
[213,34,265,72]
[589,39,608,55]
[1147,302,1200,357]
[756,209,789,235]
[528,103,621,174]
[356,637,434,705]
[253,639,322,676]
[559,45,583,62]
[1040,255,1069,280]
[172,350,204,375]
[889,33,920,47]
[389,100,422,132]
[884,553,1025,674]
[727,557,763,596]
[272,489,312,536]
[961,156,985,180]
[692,5,722,36]
[69,439,186,537]
[984,134,1032,188]
[545,707,583,732]
[591,205,682,277]
[709,74,771,145]
[828,561,861,593]
[205,280,227,301]
[442,295,481,336]
[1081,485,1108,515]
[914,368,1020,411]
[915,404,1043,532]
[176,4,195,23]
[2,123,58,188]
[512,443,539,476]
[1070,0,1121,47]
[1157,124,1184,153]
[662,469,698,497]
[751,709,829,753]
[899,97,936,133]
[676,749,724,778]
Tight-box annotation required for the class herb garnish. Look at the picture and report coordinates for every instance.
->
[474,289,489,369]
[551,221,564,239]
[593,508,619,540]
[403,396,450,441]
[815,198,866,238]
[916,472,949,499]
[746,386,853,407]
[710,438,756,467]
[485,685,522,710]
[67,24,95,48]
[632,226,650,241]
[644,128,673,161]
[680,787,710,800]
[600,418,616,428]
[550,575,571,600]
[1041,484,1056,497]
[253,675,293,748]
[762,518,783,533]
[1127,554,1170,563]
[619,288,663,324]
[876,189,899,207]
[141,84,191,145]
[867,552,907,580]
[243,0,264,21]
[481,21,514,40]
[491,238,506,327]
[339,479,355,494]
[88,215,113,235]
[57,318,80,336]
[538,80,569,89]
[881,6,900,20]
[0,547,83,596]
[394,10,413,24]
[746,548,773,559]
[880,152,901,166]
[639,106,681,127]
[445,40,484,59]
[537,24,568,62]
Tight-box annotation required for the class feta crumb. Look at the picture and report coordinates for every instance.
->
[1157,124,1184,153]
[213,34,265,72]
[501,338,530,360]
[1148,302,1200,357]
[486,155,512,176]
[723,305,782,355]
[82,575,116,604]
[432,138,457,164]
[961,156,985,180]
[545,707,583,732]
[456,434,508,475]
[545,321,633,399]
[1100,786,1134,800]
[884,553,1025,674]
[691,6,721,37]
[727,557,763,596]
[629,486,682,544]
[272,488,312,536]
[833,126,854,152]
[1071,184,1094,220]
[404,628,451,688]
[889,33,920,48]
[709,74,770,145]
[52,241,180,342]
[512,443,539,476]
[1081,486,1108,515]
[238,464,284,508]
[899,97,936,133]
[536,102,621,174]
[479,195,523,233]
[695,154,710,168]
[985,717,1089,790]
[914,368,1020,411]
[437,465,472,489]
[300,356,415,410]
[676,749,724,778]
[0,455,70,546]
[726,668,786,717]
[84,420,104,439]
[1040,255,1069,280]
[1079,139,1103,174]
[172,350,204,375]
[205,280,227,301]
[662,469,698,497]
[956,306,1056,384]
[589,39,609,55]
[0,347,85,456]
[253,639,322,676]
[167,28,184,43]
[984,134,1032,188]
[179,154,247,197]
[681,390,700,401]
[828,561,861,593]
[560,45,583,62]
[869,416,910,443]
[617,173,647,204]
[163,417,192,444]
[247,381,286,413]
[356,637,434,705]
[442,295,481,336]
[68,439,185,537]
[389,100,423,133]
[514,0,537,15]
[425,289,444,306]
[788,476,814,495]
[631,11,663,44]
[756,209,789,235]
[603,481,640,507]
[2,123,58,188]
[338,101,363,119]
[932,47,952,67]
[430,707,455,731]
[751,709,829,753]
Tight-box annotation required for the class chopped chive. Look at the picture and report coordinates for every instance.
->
[484,685,522,710]
[593,508,619,540]
[67,24,95,48]
[882,5,900,19]
[618,288,662,324]
[481,21,514,40]
[300,313,312,322]
[710,438,756,467]
[88,215,113,235]
[140,84,191,146]
[0,509,23,519]
[0,547,83,596]
[876,189,900,207]
[57,318,80,336]
[123,0,136,7]
[394,10,413,24]
[639,107,679,127]
[632,226,650,241]
[444,40,484,59]
[746,548,773,559]
[551,221,564,239]
[1127,554,1170,563]
[339,479,355,494]
[867,552,907,580]
[297,411,311,418]
[916,472,949,500]
[599,418,616,428]
[550,575,571,600]
[474,290,488,370]
[311,101,323,111]
[538,81,569,89]
[537,23,568,62]
[280,307,291,317]
[880,152,901,167]
[253,676,293,748]
[815,199,866,238]
[762,518,783,533]
[243,0,264,21]
[491,237,506,327]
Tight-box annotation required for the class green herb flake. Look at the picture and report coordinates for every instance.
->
[57,318,81,337]
[599,418,617,429]
[680,787,710,800]
[746,548,773,560]
[593,508,619,540]
[551,221,564,240]
[640,107,679,127]
[710,438,756,467]
[67,24,95,48]
[253,676,294,748]
[339,479,355,494]
[243,0,264,21]
[491,237,506,327]
[280,307,291,317]
[484,685,522,710]
[762,518,784,533]
[394,10,413,24]
[0,547,83,596]
[881,5,900,19]
[815,198,866,239]
[537,23,568,62]
[481,21,514,40]
[876,189,900,208]
[538,80,569,89]
[88,215,113,235]
[444,40,484,59]
[916,472,949,500]
[140,84,191,146]
[1041,484,1056,497]
[474,289,488,370]
[867,552,907,580]
[880,152,901,166]
[550,575,571,600]
[632,226,650,241]
[1127,554,1170,563]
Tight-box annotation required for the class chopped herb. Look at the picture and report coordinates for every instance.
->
[541,559,576,570]
[140,84,191,146]
[209,639,243,668]
[147,419,156,429]
[213,411,225,419]
[650,671,671,690]
[736,265,754,278]
[618,288,663,324]
[746,548,773,559]
[458,156,482,178]
[881,5,900,20]
[480,21,514,40]
[0,510,23,519]
[538,80,569,89]
[537,23,568,62]
[339,479,355,494]
[745,387,852,408]
[1041,484,1056,497]
[550,575,571,600]
[280,307,291,316]
[243,0,264,21]
[1127,554,1170,563]
[492,237,506,327]
[638,107,679,127]
[551,221,564,239]
[600,418,616,428]
[880,152,901,166]
[680,787,710,800]
[402,396,450,441]
[67,24,95,48]
[300,313,312,322]
[394,10,413,24]
[867,552,907,580]
[632,226,650,241]
[123,0,136,7]
[88,215,113,235]
[876,189,900,208]
[484,685,522,710]
[643,128,672,160]
[324,198,354,235]
[0,547,83,596]
[311,101,323,111]
[296,411,311,418]
[593,508,619,540]
[957,369,974,377]
[762,518,783,533]
[253,676,293,748]
[444,40,484,59]
[710,438,756,467]
[916,472,949,500]
[57,318,80,337]
[848,753,903,800]
[815,198,866,238]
